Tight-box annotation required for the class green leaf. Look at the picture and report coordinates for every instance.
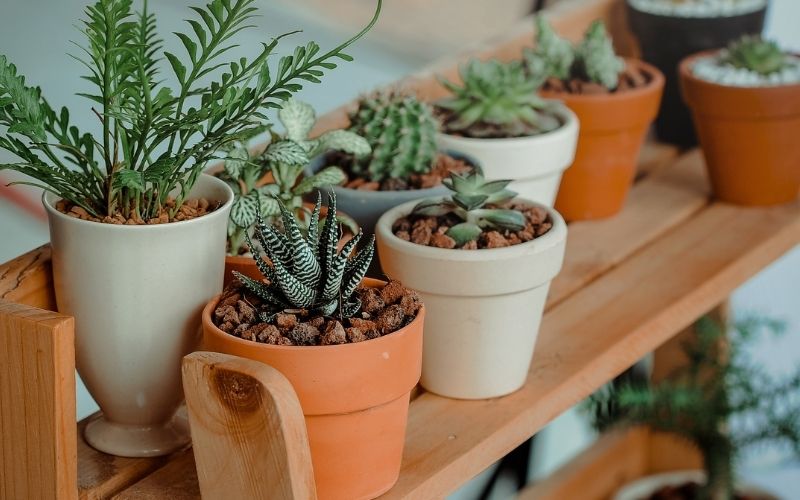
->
[314,129,370,157]
[446,222,483,246]
[278,98,315,142]
[478,209,526,231]
[230,189,259,228]
[453,193,489,211]
[164,51,186,83]
[412,199,456,217]
[223,144,248,179]
[263,140,308,166]
[293,166,346,195]
[112,168,145,193]
[256,184,281,215]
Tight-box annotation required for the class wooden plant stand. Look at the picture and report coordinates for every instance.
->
[2,0,799,498]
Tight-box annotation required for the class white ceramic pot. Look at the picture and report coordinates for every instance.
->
[614,470,778,500]
[435,105,579,206]
[375,198,567,399]
[44,173,233,457]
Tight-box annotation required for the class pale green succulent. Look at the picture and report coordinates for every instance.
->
[222,98,369,254]
[721,35,790,76]
[348,92,439,182]
[411,170,526,246]
[525,17,624,90]
[437,59,561,138]
[235,192,374,320]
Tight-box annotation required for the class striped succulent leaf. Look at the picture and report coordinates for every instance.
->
[241,192,374,319]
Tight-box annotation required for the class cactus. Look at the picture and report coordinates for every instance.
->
[525,17,624,90]
[235,192,374,320]
[347,92,439,182]
[437,59,562,138]
[575,21,625,89]
[411,170,526,246]
[721,35,789,76]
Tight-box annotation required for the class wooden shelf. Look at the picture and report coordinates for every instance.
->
[2,0,799,498]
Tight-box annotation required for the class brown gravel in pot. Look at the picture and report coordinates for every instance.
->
[334,152,473,191]
[55,197,217,225]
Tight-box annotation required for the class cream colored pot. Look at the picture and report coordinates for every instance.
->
[435,105,579,207]
[44,173,233,457]
[375,198,567,399]
[614,470,778,500]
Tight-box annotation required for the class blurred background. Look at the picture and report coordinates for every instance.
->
[1,0,798,498]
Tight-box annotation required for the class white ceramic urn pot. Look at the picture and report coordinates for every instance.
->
[375,198,567,399]
[43,173,233,457]
[435,105,579,207]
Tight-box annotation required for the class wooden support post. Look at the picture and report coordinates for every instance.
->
[182,351,316,500]
[0,299,77,500]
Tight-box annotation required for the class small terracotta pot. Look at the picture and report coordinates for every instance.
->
[201,278,424,500]
[543,59,664,221]
[680,51,800,206]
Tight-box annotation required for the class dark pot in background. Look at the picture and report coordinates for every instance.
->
[625,1,767,147]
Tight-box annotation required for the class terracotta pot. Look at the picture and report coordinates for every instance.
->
[223,204,357,287]
[543,59,664,221]
[435,105,579,207]
[614,470,778,500]
[201,278,424,500]
[680,51,800,205]
[375,199,567,399]
[44,173,234,457]
[626,1,767,147]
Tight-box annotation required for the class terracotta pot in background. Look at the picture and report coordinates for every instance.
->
[201,278,424,500]
[376,199,566,399]
[544,59,664,221]
[614,470,778,500]
[435,106,579,207]
[626,1,767,147]
[680,51,800,206]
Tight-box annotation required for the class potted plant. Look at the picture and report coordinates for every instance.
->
[590,315,800,500]
[680,35,800,205]
[309,91,477,238]
[219,98,368,284]
[201,194,424,500]
[434,58,579,206]
[626,0,768,146]
[530,17,664,221]
[0,0,381,457]
[375,170,567,399]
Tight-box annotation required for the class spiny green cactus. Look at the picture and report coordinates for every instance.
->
[575,21,625,89]
[525,17,624,90]
[347,92,439,182]
[235,192,374,320]
[223,98,369,254]
[437,59,561,138]
[411,170,526,246]
[721,35,790,76]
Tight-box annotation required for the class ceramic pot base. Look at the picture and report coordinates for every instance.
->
[84,412,191,457]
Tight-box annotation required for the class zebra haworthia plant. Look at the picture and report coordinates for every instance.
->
[223,98,369,254]
[234,192,374,320]
[411,170,526,246]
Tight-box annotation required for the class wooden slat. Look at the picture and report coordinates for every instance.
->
[516,429,649,500]
[380,201,800,498]
[182,352,316,500]
[113,451,199,500]
[0,245,56,311]
[0,300,76,500]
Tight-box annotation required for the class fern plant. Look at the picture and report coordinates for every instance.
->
[234,192,374,320]
[411,170,526,246]
[589,315,800,500]
[222,98,369,254]
[0,0,381,221]
[525,17,625,90]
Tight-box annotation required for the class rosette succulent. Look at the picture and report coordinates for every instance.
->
[347,92,439,182]
[411,170,526,246]
[235,192,374,320]
[721,35,790,76]
[437,59,561,138]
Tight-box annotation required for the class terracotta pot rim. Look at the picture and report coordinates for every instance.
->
[541,58,665,103]
[202,277,426,352]
[679,50,800,91]
[376,197,567,261]
[435,104,579,146]
[42,173,235,231]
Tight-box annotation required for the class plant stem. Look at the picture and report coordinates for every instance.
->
[700,437,735,500]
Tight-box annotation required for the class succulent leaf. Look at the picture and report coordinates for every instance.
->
[721,35,789,76]
[576,20,624,89]
[446,222,483,247]
[526,15,575,81]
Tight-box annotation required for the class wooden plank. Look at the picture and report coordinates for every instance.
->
[0,300,76,500]
[516,429,649,500]
[0,245,56,311]
[113,451,199,500]
[380,199,800,498]
[182,352,316,500]
[647,432,701,475]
